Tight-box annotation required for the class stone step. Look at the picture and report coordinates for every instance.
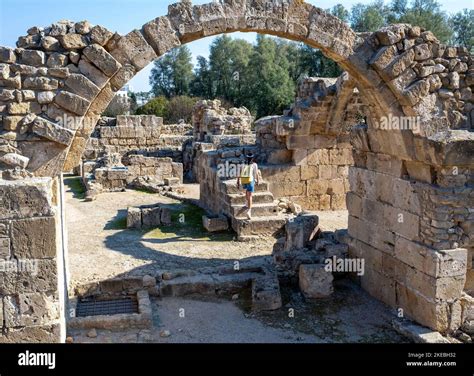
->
[231,215,287,238]
[221,179,269,194]
[231,203,279,219]
[225,191,275,205]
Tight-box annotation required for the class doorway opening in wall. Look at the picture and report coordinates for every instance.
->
[62,31,403,344]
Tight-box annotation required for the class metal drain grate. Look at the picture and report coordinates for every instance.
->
[76,297,139,317]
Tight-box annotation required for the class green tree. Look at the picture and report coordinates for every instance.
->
[150,46,194,98]
[450,9,474,53]
[350,1,388,32]
[329,4,350,23]
[396,0,452,43]
[135,96,169,117]
[191,56,213,98]
[246,35,295,118]
[207,35,253,105]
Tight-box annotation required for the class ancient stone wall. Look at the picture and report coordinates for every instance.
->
[255,75,364,210]
[83,115,193,162]
[0,177,66,342]
[192,99,253,141]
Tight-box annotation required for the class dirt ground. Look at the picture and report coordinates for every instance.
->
[65,176,407,343]
[69,280,407,344]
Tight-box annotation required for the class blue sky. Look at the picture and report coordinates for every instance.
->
[1,0,471,92]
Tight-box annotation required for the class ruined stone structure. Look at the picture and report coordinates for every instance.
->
[0,0,473,342]
[79,115,187,197]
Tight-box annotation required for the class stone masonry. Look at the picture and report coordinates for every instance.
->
[0,1,472,341]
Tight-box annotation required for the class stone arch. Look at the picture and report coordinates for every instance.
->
[0,0,473,336]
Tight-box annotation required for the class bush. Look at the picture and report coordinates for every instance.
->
[135,96,169,117]
[166,96,198,123]
[135,95,198,124]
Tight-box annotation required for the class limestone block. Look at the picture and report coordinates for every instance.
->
[0,237,10,259]
[307,179,329,195]
[395,283,449,332]
[46,52,68,68]
[37,91,55,104]
[0,153,29,168]
[57,33,88,49]
[413,44,432,61]
[32,117,74,146]
[252,276,282,311]
[54,91,90,115]
[4,293,59,328]
[0,47,16,63]
[90,25,113,46]
[0,88,15,101]
[142,206,161,228]
[284,213,319,251]
[7,102,30,115]
[23,76,58,90]
[41,36,60,51]
[78,58,109,88]
[11,217,57,259]
[301,165,318,180]
[202,215,228,233]
[405,160,433,184]
[20,50,45,67]
[0,178,54,220]
[394,237,467,278]
[65,73,101,101]
[10,259,58,294]
[126,207,142,229]
[299,264,334,299]
[307,149,329,165]
[160,208,172,226]
[142,16,181,56]
[83,44,122,77]
[318,165,338,179]
[108,30,157,70]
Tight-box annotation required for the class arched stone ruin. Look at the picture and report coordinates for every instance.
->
[0,0,472,342]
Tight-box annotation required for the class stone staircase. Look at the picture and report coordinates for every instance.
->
[198,145,287,241]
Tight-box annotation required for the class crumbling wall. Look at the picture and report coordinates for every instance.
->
[83,115,193,162]
[192,99,254,141]
[255,75,364,210]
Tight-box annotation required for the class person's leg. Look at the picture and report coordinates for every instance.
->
[246,184,254,219]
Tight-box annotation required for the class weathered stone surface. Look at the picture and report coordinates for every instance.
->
[83,44,121,76]
[65,73,100,100]
[142,16,181,55]
[54,90,90,115]
[0,153,29,168]
[0,47,16,63]
[251,276,282,311]
[57,33,88,49]
[299,264,334,298]
[75,20,92,34]
[20,50,45,66]
[90,25,113,46]
[46,52,68,68]
[32,117,74,145]
[11,217,57,259]
[37,91,55,104]
[23,76,58,90]
[127,207,142,228]
[108,30,157,70]
[78,58,109,88]
[41,36,60,51]
[202,215,228,232]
